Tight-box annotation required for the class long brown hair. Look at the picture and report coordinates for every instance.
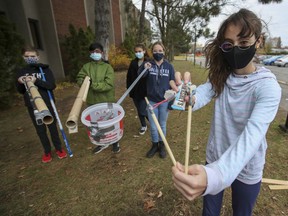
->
[203,9,263,97]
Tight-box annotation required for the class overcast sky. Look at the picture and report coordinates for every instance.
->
[132,0,288,47]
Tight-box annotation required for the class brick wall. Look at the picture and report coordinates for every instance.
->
[51,0,87,38]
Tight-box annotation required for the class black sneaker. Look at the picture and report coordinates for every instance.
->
[112,143,121,153]
[139,126,147,135]
[92,145,108,154]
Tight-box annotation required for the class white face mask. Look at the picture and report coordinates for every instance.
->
[90,53,102,61]
[135,52,144,59]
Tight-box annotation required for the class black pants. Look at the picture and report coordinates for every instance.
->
[27,105,62,154]
[132,97,148,127]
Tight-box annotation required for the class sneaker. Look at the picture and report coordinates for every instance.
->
[139,126,147,135]
[42,152,52,163]
[55,149,67,159]
[112,143,121,153]
[93,145,109,154]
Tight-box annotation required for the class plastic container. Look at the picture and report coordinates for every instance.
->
[81,103,125,146]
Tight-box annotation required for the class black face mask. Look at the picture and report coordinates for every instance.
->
[222,43,256,69]
[153,53,164,62]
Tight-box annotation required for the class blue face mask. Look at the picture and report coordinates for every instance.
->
[135,52,144,59]
[24,56,39,64]
[90,53,102,61]
[153,52,164,61]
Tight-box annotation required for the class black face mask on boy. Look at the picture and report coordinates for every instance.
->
[222,41,257,69]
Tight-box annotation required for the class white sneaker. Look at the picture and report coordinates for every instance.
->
[139,126,147,135]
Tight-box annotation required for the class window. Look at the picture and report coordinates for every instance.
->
[28,18,43,49]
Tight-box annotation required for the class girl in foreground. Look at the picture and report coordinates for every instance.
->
[172,8,281,216]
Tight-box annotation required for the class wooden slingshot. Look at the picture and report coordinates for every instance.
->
[144,79,196,170]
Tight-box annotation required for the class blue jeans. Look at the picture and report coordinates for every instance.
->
[202,179,261,216]
[147,100,169,143]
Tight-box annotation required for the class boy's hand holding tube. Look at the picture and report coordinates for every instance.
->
[18,75,36,84]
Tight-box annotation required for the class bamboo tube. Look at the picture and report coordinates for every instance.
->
[66,76,90,133]
[145,97,176,166]
[26,80,53,124]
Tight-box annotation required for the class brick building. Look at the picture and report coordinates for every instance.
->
[0,0,144,79]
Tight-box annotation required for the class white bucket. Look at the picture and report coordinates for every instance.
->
[81,103,125,146]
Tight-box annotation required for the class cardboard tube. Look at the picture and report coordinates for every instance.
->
[145,97,176,166]
[66,76,90,133]
[26,80,54,125]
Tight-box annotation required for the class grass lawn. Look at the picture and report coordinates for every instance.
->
[0,60,287,215]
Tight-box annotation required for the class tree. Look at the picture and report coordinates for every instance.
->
[0,15,24,109]
[147,0,227,61]
[94,0,111,60]
[264,39,273,53]
[121,0,152,57]
[62,25,95,81]
[276,37,282,48]
[258,0,282,3]
[137,0,147,42]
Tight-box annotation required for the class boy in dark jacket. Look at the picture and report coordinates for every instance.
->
[16,47,67,163]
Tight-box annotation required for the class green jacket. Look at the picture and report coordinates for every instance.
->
[76,61,115,105]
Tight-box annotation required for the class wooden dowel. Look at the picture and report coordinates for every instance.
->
[185,92,193,174]
[268,185,288,190]
[262,178,288,185]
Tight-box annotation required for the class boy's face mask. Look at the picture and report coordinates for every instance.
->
[23,54,39,64]
[90,53,102,61]
[23,51,39,64]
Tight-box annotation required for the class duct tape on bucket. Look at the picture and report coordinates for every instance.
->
[81,103,125,146]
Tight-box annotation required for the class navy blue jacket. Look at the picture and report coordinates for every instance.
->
[140,59,175,102]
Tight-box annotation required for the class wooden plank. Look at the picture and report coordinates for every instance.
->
[268,185,288,190]
[262,178,288,185]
